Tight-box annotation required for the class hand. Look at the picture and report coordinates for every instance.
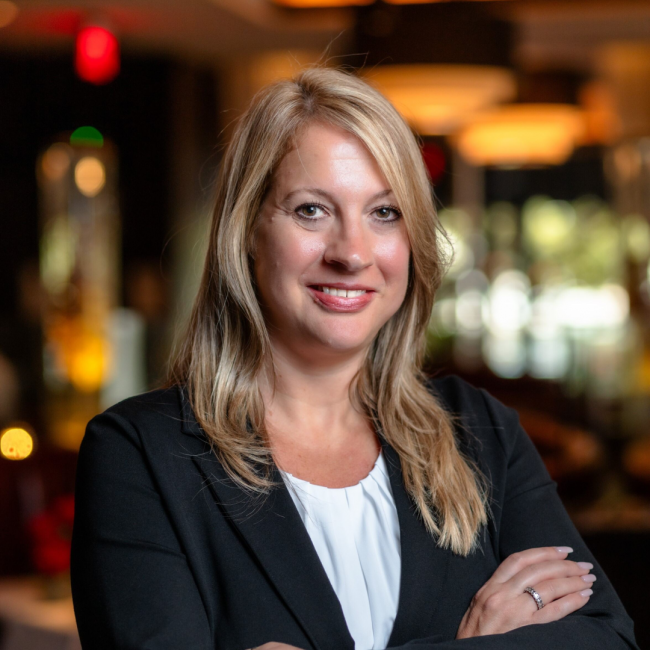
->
[456,546,596,639]
[250,641,302,650]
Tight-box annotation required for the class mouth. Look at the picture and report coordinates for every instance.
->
[313,285,369,298]
[307,285,376,312]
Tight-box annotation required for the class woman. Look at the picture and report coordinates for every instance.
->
[70,66,638,650]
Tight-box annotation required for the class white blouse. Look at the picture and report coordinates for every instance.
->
[280,450,401,650]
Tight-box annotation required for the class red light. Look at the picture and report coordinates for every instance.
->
[421,143,446,184]
[75,26,120,85]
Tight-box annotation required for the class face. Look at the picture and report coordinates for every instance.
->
[253,121,411,361]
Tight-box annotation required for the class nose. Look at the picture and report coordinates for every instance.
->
[322,217,373,272]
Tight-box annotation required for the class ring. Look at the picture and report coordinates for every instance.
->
[524,586,544,610]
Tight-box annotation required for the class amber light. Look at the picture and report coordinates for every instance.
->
[456,104,585,167]
[274,0,515,5]
[385,0,516,4]
[273,0,371,7]
[363,65,516,135]
[1,427,34,461]
[0,1,18,28]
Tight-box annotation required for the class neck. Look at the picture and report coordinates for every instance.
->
[258,338,370,446]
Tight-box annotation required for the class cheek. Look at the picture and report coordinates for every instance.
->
[375,237,411,290]
[256,224,323,288]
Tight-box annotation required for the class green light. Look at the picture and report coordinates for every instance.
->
[70,126,104,148]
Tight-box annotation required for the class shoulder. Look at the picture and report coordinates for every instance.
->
[83,385,188,450]
[102,385,185,428]
[425,374,526,460]
[425,374,554,510]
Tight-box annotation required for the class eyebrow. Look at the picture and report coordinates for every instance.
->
[282,187,395,204]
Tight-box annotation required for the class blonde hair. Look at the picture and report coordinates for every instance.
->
[167,65,488,555]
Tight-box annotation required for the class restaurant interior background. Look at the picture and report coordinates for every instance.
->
[1,0,650,647]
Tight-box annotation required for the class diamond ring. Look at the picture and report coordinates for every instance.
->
[524,586,544,610]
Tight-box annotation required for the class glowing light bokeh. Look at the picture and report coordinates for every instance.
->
[273,0,371,7]
[483,332,527,379]
[456,290,486,336]
[523,198,576,257]
[364,65,516,135]
[457,104,585,166]
[439,208,475,277]
[41,144,72,182]
[71,126,104,148]
[74,157,106,197]
[623,214,650,263]
[0,1,18,29]
[40,217,77,296]
[75,26,120,85]
[46,317,112,393]
[556,284,629,331]
[0,427,34,460]
[485,270,532,334]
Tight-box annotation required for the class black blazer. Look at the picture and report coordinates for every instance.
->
[71,375,638,650]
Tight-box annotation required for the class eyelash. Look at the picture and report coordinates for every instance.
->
[295,202,402,222]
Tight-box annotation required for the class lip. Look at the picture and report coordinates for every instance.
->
[307,285,376,312]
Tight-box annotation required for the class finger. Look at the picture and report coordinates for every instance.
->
[531,589,592,624]
[492,547,574,584]
[530,574,597,607]
[509,560,593,593]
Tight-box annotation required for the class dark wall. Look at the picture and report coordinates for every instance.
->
[485,146,607,206]
[353,2,512,68]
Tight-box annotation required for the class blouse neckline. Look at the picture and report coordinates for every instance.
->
[281,450,387,493]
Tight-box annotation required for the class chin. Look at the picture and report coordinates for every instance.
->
[309,324,378,355]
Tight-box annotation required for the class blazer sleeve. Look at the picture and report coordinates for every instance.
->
[388,386,639,650]
[71,410,213,650]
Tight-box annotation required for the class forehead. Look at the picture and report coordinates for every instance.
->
[271,121,390,189]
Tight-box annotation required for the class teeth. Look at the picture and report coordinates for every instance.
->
[320,286,367,298]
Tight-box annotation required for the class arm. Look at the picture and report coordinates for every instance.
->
[71,411,213,650]
[487,389,637,649]
[386,389,639,650]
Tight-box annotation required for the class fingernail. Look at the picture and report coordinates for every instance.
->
[581,574,597,583]
[555,546,573,553]
[577,562,593,570]
[580,589,593,597]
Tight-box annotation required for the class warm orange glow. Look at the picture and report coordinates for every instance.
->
[74,156,106,197]
[249,51,326,89]
[579,81,620,145]
[363,65,516,135]
[68,332,109,392]
[1,427,34,461]
[274,0,371,7]
[456,104,585,167]
[0,1,18,28]
[385,0,515,4]
[41,144,72,182]
[597,43,650,139]
[47,317,111,392]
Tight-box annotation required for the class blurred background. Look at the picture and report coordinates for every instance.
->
[0,0,649,648]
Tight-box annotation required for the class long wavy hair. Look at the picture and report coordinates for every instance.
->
[167,65,488,555]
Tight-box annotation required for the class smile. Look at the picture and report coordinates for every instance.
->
[307,285,376,312]
[317,286,367,297]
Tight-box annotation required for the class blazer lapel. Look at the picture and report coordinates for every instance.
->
[381,437,451,646]
[179,388,355,650]
[179,387,450,649]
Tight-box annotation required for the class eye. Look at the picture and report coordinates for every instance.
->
[295,203,327,220]
[373,205,402,222]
